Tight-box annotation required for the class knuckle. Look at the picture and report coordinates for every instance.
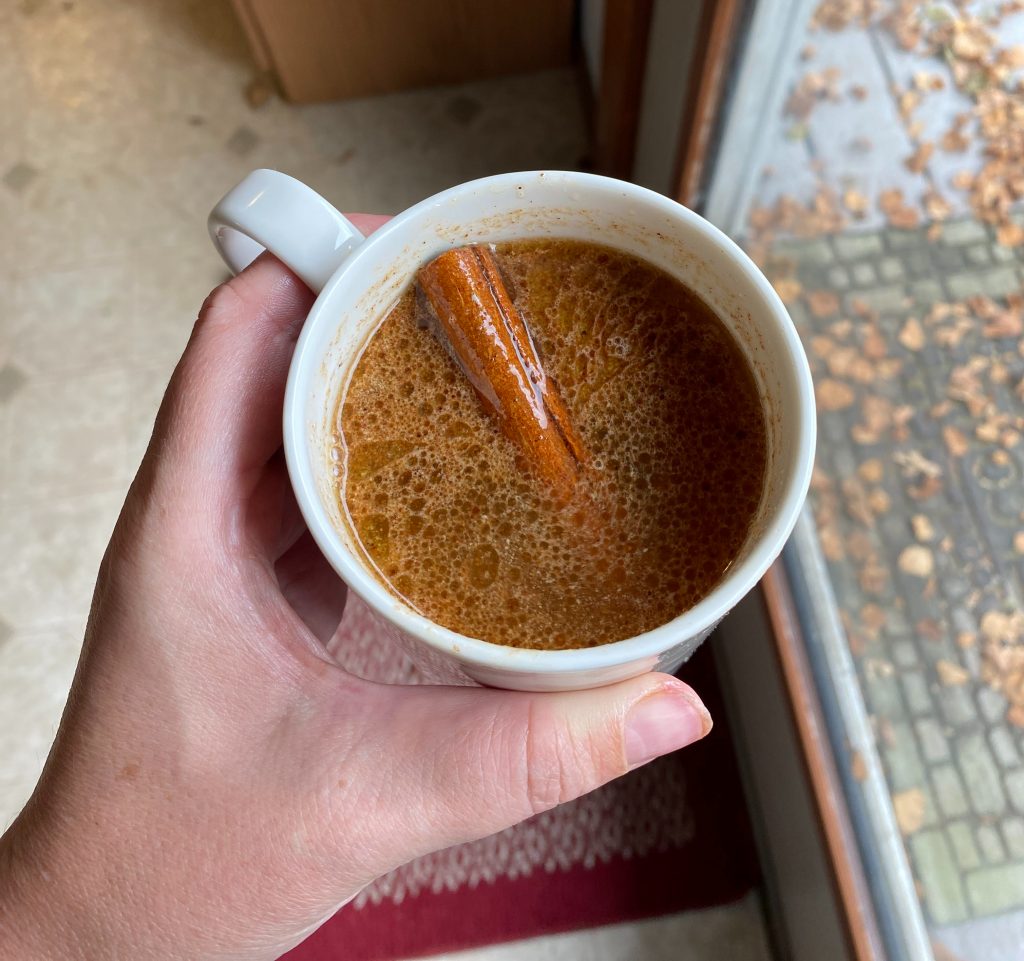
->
[197,279,247,331]
[522,699,604,817]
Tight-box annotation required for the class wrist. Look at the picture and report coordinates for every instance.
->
[0,814,95,961]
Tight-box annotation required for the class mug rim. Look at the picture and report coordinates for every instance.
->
[283,170,815,674]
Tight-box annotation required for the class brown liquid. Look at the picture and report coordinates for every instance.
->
[334,239,767,650]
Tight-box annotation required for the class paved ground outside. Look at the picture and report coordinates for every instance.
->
[776,217,1024,954]
[743,3,1024,957]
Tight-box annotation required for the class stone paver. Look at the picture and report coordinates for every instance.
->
[933,765,971,819]
[990,728,1020,769]
[966,864,1024,916]
[977,825,1006,865]
[949,821,983,871]
[959,735,1008,817]
[1006,771,1024,816]
[911,830,971,925]
[1003,819,1024,860]
[902,673,932,716]
[945,266,1020,300]
[938,685,977,729]
[917,717,951,764]
[939,220,990,246]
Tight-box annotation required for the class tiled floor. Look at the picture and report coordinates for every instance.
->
[429,896,771,961]
[0,1,770,958]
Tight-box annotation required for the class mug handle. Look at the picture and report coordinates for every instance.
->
[208,168,365,294]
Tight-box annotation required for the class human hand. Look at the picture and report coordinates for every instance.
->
[0,217,711,961]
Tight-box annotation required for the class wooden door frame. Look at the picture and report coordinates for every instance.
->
[593,0,656,179]
[673,0,744,206]
[593,0,745,205]
[760,563,889,961]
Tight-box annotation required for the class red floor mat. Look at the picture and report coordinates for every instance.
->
[283,600,758,961]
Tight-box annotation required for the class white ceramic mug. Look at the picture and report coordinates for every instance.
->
[209,168,815,692]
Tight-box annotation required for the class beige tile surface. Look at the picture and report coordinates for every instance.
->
[3,366,134,500]
[421,895,773,961]
[0,486,123,633]
[0,1,769,957]
[12,263,139,376]
[0,623,82,825]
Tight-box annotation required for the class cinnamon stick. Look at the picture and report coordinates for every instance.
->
[417,245,587,499]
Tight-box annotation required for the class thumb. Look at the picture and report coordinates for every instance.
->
[350,674,711,873]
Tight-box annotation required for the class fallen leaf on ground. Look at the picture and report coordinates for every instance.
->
[861,603,886,632]
[842,477,875,526]
[850,297,873,318]
[899,544,935,577]
[893,788,926,834]
[999,45,1024,68]
[912,514,936,541]
[909,475,944,500]
[906,141,935,173]
[812,0,881,31]
[898,87,921,118]
[811,334,835,358]
[951,170,975,190]
[977,421,1001,443]
[924,190,952,220]
[981,610,1024,643]
[774,277,803,303]
[984,309,1023,338]
[936,659,969,686]
[913,71,945,91]
[816,379,856,411]
[868,488,891,514]
[1014,531,1024,554]
[830,319,853,338]
[807,289,841,317]
[899,317,926,350]
[895,450,943,478]
[879,187,921,228]
[997,222,1024,247]
[957,632,976,649]
[850,83,868,100]
[879,188,904,211]
[943,425,969,457]
[851,395,895,443]
[858,458,884,482]
[863,325,888,359]
[941,127,970,152]
[843,188,869,216]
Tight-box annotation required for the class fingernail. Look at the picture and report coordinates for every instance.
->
[624,685,712,768]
